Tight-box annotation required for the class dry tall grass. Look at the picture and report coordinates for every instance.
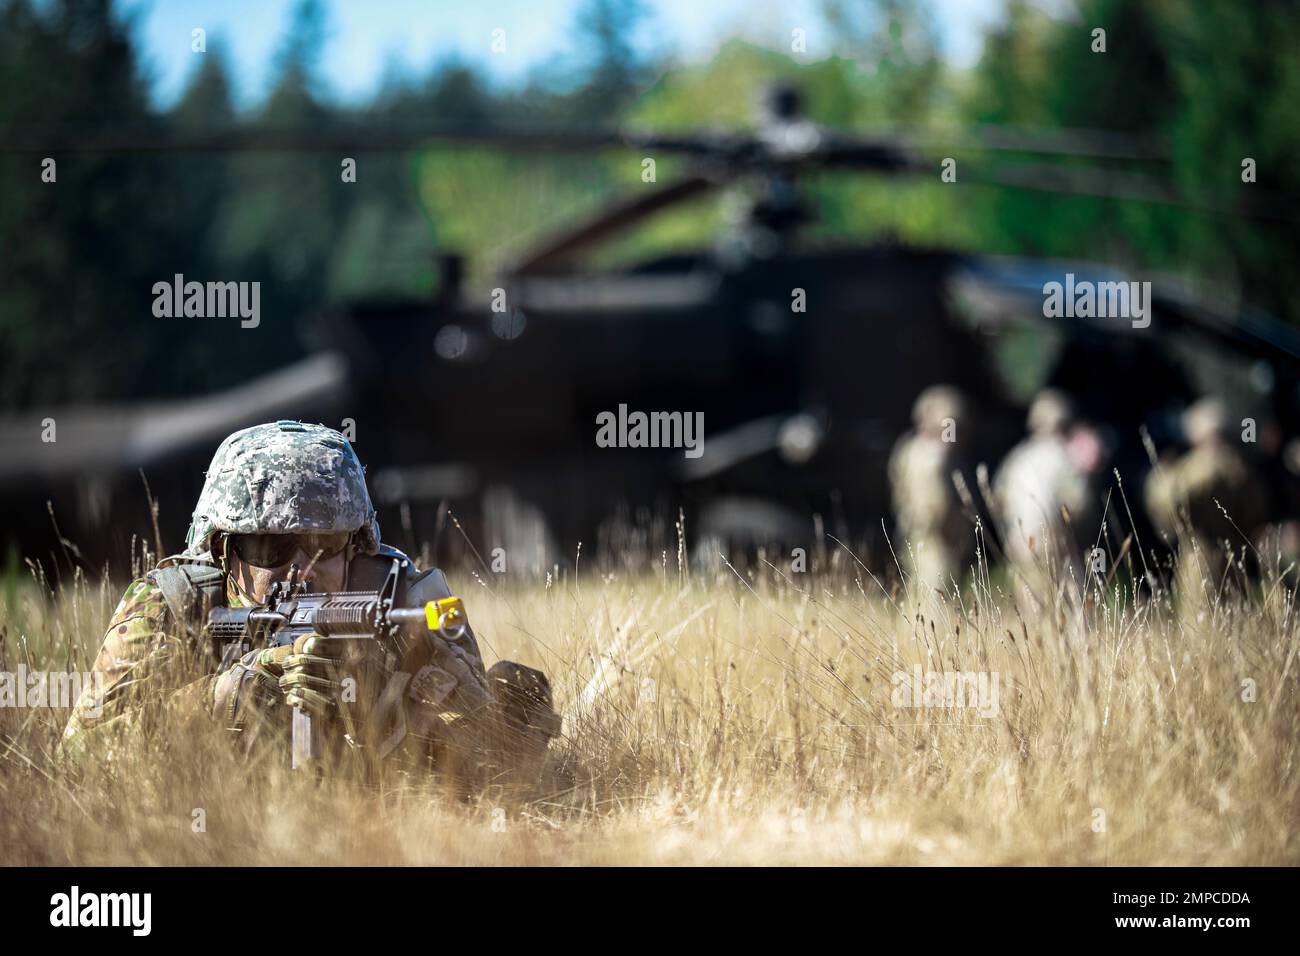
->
[1,533,1297,866]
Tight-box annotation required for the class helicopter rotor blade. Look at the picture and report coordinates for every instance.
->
[951,160,1300,224]
[795,130,1292,224]
[510,173,725,276]
[0,119,1167,164]
[0,121,621,154]
[4,119,1288,223]
[897,125,1170,163]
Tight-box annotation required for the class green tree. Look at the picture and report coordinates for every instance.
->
[965,0,1300,328]
[0,0,183,404]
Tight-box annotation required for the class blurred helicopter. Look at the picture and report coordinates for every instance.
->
[3,83,1299,575]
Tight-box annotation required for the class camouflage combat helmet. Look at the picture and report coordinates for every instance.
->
[185,421,380,556]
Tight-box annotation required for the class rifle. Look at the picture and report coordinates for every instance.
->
[205,557,467,771]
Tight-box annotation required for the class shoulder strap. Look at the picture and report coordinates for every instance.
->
[148,559,227,636]
[376,543,412,562]
[406,566,484,665]
[407,567,452,603]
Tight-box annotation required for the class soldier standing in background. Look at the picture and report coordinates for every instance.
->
[994,390,1103,589]
[1271,439,1300,573]
[1145,397,1269,612]
[888,385,973,593]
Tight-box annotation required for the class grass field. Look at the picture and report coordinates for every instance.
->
[1,535,1298,866]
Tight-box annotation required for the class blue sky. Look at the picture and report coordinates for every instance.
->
[118,0,1006,110]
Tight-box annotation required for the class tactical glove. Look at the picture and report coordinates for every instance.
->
[210,644,294,739]
[279,633,345,719]
[406,634,492,713]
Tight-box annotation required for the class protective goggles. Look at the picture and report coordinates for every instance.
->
[228,532,352,568]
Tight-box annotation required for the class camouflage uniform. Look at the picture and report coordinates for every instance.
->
[994,390,1098,585]
[1145,398,1269,610]
[888,385,972,591]
[59,576,219,764]
[60,421,560,779]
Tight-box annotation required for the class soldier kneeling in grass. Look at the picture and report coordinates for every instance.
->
[59,421,560,786]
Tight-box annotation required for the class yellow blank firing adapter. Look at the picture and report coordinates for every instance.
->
[426,596,468,641]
